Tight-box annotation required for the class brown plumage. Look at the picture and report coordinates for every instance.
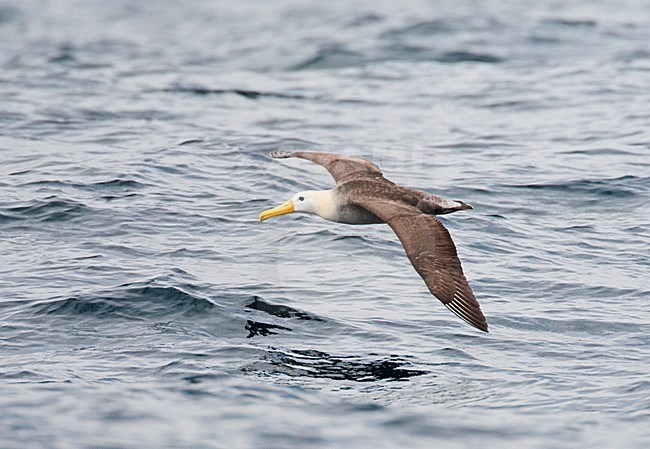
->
[260,151,488,332]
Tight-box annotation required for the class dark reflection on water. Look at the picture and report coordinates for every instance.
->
[164,85,311,100]
[246,296,325,321]
[244,349,427,382]
[1,0,649,448]
[245,320,292,338]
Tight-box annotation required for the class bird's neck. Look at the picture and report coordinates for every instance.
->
[310,189,339,222]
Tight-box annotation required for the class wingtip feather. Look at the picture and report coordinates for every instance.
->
[445,302,489,333]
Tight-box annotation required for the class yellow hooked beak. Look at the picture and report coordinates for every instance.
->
[259,199,294,222]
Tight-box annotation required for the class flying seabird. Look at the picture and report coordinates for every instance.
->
[259,151,488,332]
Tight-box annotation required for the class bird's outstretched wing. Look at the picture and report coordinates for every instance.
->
[270,151,384,185]
[355,199,488,332]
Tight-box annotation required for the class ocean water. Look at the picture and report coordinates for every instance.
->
[1,1,649,448]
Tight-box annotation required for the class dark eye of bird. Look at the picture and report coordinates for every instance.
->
[299,196,305,201]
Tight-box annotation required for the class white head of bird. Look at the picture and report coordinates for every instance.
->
[259,189,337,222]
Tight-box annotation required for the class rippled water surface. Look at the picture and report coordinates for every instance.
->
[1,1,649,448]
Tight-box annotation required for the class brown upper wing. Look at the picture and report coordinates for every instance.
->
[270,151,384,185]
[357,200,488,332]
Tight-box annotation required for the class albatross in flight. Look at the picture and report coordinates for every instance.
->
[259,151,488,332]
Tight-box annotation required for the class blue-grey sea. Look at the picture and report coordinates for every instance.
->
[1,1,649,448]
